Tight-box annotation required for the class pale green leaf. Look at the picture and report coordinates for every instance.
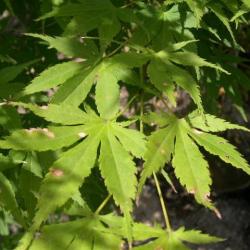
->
[188,111,250,132]
[99,129,137,205]
[33,134,100,229]
[51,53,140,106]
[11,102,88,125]
[168,52,229,74]
[95,72,120,120]
[1,125,86,151]
[51,66,98,107]
[172,120,213,208]
[190,131,250,175]
[142,111,176,127]
[99,127,137,240]
[132,222,163,241]
[175,227,224,244]
[111,122,146,158]
[23,61,84,95]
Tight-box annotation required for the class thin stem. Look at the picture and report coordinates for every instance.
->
[139,67,144,133]
[81,36,148,54]
[120,0,138,8]
[94,194,112,215]
[153,172,172,232]
[106,39,129,58]
[139,93,144,133]
[81,36,125,46]
[115,94,138,119]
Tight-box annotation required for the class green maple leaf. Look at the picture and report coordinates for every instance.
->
[173,119,212,208]
[138,122,177,192]
[12,100,145,248]
[140,111,250,209]
[22,61,85,96]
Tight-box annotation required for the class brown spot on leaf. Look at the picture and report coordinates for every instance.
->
[50,168,64,177]
[42,128,55,138]
[25,128,54,138]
